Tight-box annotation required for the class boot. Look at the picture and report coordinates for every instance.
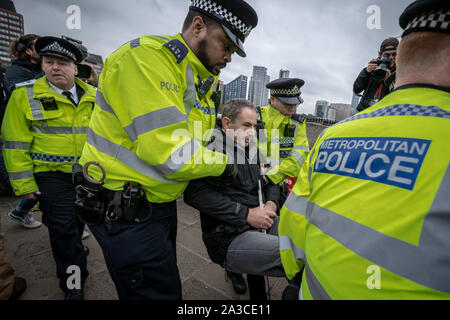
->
[227,271,247,294]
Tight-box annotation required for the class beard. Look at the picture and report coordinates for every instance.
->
[197,37,225,75]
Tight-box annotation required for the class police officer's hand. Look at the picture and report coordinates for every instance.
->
[247,206,277,230]
[366,59,378,73]
[24,191,41,200]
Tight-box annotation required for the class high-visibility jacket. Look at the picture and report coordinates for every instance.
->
[279,85,450,299]
[1,76,96,195]
[258,104,309,185]
[79,33,227,203]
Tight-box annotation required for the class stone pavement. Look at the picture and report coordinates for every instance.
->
[0,195,287,300]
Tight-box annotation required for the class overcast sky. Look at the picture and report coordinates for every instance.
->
[15,0,413,114]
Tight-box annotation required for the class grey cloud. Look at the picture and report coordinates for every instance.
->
[16,0,413,114]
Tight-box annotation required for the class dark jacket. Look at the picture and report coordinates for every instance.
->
[184,127,280,267]
[353,67,396,111]
[3,60,43,99]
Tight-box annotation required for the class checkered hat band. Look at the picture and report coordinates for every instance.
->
[271,88,301,96]
[43,41,76,61]
[405,9,450,33]
[190,0,252,37]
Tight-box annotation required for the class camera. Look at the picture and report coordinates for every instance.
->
[372,56,392,80]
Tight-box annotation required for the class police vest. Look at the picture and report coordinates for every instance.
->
[79,33,227,203]
[279,86,450,299]
[258,104,309,185]
[1,76,96,195]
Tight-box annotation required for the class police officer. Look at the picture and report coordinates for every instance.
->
[258,78,310,196]
[1,36,97,300]
[77,0,258,300]
[279,0,450,299]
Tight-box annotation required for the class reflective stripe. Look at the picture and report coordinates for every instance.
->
[95,91,115,115]
[305,263,331,300]
[306,165,450,294]
[30,153,79,163]
[155,138,200,176]
[30,125,88,134]
[284,193,308,217]
[2,141,31,150]
[151,35,170,41]
[279,235,306,261]
[124,106,186,142]
[26,86,43,120]
[184,63,196,120]
[86,128,182,184]
[289,149,305,167]
[340,104,450,125]
[292,145,309,152]
[8,169,34,180]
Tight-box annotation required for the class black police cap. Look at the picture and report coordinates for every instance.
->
[35,36,83,63]
[266,78,305,105]
[399,0,450,37]
[190,0,258,58]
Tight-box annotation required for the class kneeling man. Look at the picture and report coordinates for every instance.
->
[184,99,285,300]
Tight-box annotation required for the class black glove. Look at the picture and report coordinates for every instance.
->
[223,163,238,179]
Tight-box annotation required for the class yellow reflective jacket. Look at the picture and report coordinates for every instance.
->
[258,104,309,185]
[279,85,450,299]
[79,34,227,203]
[1,76,96,195]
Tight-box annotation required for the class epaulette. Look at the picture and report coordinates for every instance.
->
[163,39,188,64]
[291,113,306,123]
[15,79,37,88]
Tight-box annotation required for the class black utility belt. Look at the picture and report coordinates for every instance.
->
[104,185,152,224]
[75,178,151,225]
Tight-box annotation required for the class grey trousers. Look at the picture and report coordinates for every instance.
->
[224,217,285,277]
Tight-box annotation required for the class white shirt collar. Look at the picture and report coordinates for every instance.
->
[48,81,79,104]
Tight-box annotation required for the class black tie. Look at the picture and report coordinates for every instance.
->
[62,91,77,106]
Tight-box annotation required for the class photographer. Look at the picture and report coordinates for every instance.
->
[353,37,398,111]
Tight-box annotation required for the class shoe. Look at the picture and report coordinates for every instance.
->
[64,289,84,300]
[83,246,89,256]
[23,213,42,229]
[8,210,42,229]
[8,277,27,300]
[227,271,247,295]
[81,230,90,240]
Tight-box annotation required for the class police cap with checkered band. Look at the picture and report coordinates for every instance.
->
[399,0,450,36]
[189,0,258,57]
[266,78,305,105]
[35,36,83,63]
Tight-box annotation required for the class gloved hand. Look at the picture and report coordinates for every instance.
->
[223,162,238,179]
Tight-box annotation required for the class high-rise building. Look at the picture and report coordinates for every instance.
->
[223,75,248,103]
[0,0,24,67]
[248,66,270,107]
[315,100,329,118]
[279,69,290,79]
[328,103,353,121]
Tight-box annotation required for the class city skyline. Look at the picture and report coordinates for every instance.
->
[14,0,411,114]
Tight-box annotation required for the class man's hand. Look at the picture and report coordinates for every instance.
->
[24,191,41,200]
[366,59,378,73]
[247,206,277,230]
[264,200,277,213]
